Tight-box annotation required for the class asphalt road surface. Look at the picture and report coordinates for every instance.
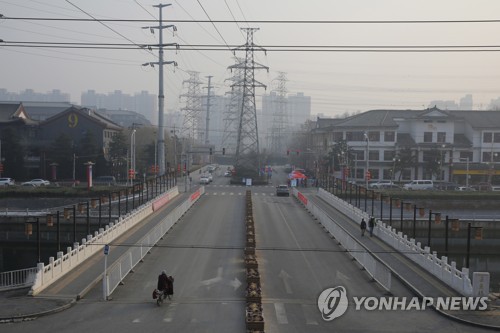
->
[2,167,494,332]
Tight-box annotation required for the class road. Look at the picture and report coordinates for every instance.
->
[3,167,494,332]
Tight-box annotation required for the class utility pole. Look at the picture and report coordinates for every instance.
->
[142,4,177,176]
[204,75,213,145]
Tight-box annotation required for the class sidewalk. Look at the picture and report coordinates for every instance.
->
[301,188,500,330]
[0,191,190,323]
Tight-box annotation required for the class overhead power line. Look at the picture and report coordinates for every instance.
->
[5,41,500,52]
[5,16,500,24]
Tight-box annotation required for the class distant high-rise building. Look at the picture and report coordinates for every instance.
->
[81,90,157,124]
[0,88,70,102]
[288,92,311,128]
[459,94,473,110]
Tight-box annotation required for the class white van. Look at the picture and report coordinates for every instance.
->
[403,180,434,190]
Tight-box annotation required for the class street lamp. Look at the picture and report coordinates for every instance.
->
[466,223,483,268]
[391,156,400,182]
[364,132,370,188]
[130,129,136,186]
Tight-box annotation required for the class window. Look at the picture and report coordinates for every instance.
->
[368,150,379,161]
[424,132,433,143]
[351,150,364,161]
[383,150,395,161]
[495,133,500,143]
[437,132,446,143]
[384,131,395,142]
[459,152,472,162]
[369,169,379,180]
[483,152,500,163]
[483,132,492,143]
[383,169,392,179]
[346,131,365,141]
[368,131,380,142]
[422,151,436,162]
[332,132,343,141]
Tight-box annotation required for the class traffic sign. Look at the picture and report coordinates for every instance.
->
[104,244,110,255]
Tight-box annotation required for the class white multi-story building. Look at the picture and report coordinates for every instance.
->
[310,107,500,185]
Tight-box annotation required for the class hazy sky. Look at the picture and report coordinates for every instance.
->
[2,0,500,117]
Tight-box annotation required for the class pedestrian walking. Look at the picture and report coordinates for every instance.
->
[360,218,367,237]
[368,216,375,237]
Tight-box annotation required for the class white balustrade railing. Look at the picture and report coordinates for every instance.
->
[29,186,180,296]
[316,188,477,296]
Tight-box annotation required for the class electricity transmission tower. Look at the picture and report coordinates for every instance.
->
[180,71,203,141]
[221,57,244,156]
[270,72,289,157]
[229,28,269,178]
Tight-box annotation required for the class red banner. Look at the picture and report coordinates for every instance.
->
[297,192,308,205]
[190,190,201,202]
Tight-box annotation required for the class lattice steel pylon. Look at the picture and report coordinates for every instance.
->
[270,72,289,157]
[180,71,203,141]
[221,57,244,156]
[228,28,269,177]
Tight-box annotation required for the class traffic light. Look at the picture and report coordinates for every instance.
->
[222,147,225,155]
[209,147,213,155]
[287,150,290,156]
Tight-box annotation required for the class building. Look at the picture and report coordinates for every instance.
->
[39,106,122,161]
[309,107,500,185]
[95,109,152,128]
[81,90,157,125]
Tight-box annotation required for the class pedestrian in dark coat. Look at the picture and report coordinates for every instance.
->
[360,218,367,237]
[368,217,375,237]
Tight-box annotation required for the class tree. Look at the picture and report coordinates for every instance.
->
[1,127,25,179]
[108,131,128,180]
[395,147,416,181]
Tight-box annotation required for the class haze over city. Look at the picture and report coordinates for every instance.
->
[3,0,500,117]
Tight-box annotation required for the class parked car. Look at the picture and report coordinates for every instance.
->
[276,184,290,197]
[224,170,232,177]
[368,180,394,189]
[199,176,210,184]
[21,179,50,186]
[378,184,402,190]
[403,180,434,190]
[457,186,476,191]
[472,182,492,191]
[0,177,15,186]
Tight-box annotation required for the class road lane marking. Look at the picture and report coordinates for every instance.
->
[274,302,288,324]
[163,302,178,322]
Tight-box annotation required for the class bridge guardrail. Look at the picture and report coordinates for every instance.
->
[293,188,392,293]
[28,187,180,296]
[316,188,478,296]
